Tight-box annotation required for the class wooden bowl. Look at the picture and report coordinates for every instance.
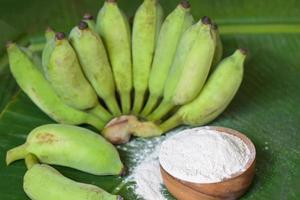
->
[160,126,256,200]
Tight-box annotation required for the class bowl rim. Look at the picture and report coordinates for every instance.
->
[159,125,256,185]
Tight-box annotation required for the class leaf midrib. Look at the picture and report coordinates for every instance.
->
[220,23,300,34]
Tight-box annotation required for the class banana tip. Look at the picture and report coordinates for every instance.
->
[107,0,117,3]
[180,0,191,9]
[5,41,14,49]
[201,16,212,25]
[55,32,65,40]
[83,13,93,20]
[239,48,248,55]
[78,21,88,30]
[117,196,124,200]
[46,26,54,32]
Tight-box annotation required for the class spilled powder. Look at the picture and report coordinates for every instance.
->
[117,128,183,200]
[117,127,251,199]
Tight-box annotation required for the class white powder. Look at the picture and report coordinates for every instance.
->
[159,127,251,183]
[132,147,165,200]
[119,128,184,200]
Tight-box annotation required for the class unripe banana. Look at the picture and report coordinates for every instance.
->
[159,49,246,132]
[44,32,98,110]
[43,32,112,122]
[96,0,132,114]
[148,17,215,121]
[70,21,121,116]
[82,13,97,32]
[24,164,123,200]
[132,0,164,114]
[141,0,194,116]
[6,124,124,175]
[211,22,223,67]
[7,43,105,129]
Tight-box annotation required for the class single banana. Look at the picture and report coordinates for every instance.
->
[7,43,105,130]
[211,22,223,68]
[24,164,123,200]
[70,21,121,116]
[148,17,215,121]
[141,0,194,116]
[96,0,132,114]
[44,32,97,110]
[159,49,246,132]
[43,32,112,122]
[132,0,164,114]
[82,13,96,32]
[42,27,55,74]
[6,124,124,175]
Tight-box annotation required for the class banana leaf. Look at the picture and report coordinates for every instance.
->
[0,0,300,199]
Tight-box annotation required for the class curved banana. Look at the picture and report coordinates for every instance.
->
[211,22,223,68]
[159,49,246,132]
[44,32,97,110]
[148,17,215,121]
[6,124,124,175]
[42,27,55,73]
[132,0,164,114]
[7,43,105,130]
[141,0,194,116]
[96,0,132,114]
[70,21,121,116]
[24,164,123,200]
[82,13,96,32]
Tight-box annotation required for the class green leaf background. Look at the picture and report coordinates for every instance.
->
[0,0,299,199]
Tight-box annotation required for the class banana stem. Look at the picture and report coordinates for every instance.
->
[132,90,145,114]
[85,114,106,131]
[25,154,39,170]
[159,113,182,132]
[140,94,159,117]
[120,92,131,114]
[105,96,122,116]
[147,101,174,122]
[6,144,28,165]
[88,104,113,122]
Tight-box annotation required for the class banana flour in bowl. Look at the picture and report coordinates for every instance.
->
[159,127,252,184]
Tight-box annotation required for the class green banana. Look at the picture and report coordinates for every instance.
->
[24,164,123,200]
[70,21,121,116]
[211,22,223,67]
[96,0,132,114]
[44,32,97,110]
[6,124,124,175]
[141,0,194,116]
[42,27,55,74]
[159,49,246,132]
[82,13,96,32]
[132,0,164,114]
[148,17,216,121]
[7,43,105,130]
[43,32,112,122]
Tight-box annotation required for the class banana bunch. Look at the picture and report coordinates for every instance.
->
[7,0,247,144]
